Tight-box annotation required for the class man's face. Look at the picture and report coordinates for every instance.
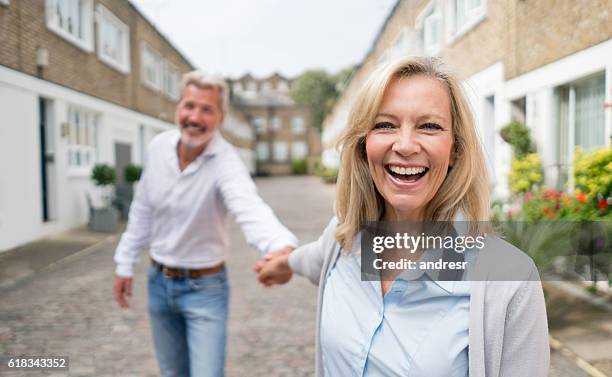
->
[176,84,224,150]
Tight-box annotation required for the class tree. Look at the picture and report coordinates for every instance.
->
[290,70,337,131]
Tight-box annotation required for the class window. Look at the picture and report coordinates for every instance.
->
[447,0,486,40]
[96,5,130,73]
[262,82,272,92]
[253,117,265,134]
[291,116,305,134]
[291,141,308,159]
[417,1,441,55]
[233,82,243,93]
[163,61,181,100]
[273,142,289,162]
[66,106,98,173]
[45,0,94,52]
[270,116,281,131]
[557,73,606,187]
[247,81,258,92]
[278,81,289,92]
[256,142,269,161]
[141,43,162,91]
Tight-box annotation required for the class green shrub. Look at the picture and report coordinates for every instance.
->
[124,164,143,183]
[509,153,542,194]
[291,159,308,175]
[91,164,116,186]
[573,147,612,202]
[500,121,535,158]
[321,167,338,183]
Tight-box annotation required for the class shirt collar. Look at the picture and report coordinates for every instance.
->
[167,129,224,167]
[354,229,459,294]
[395,248,457,294]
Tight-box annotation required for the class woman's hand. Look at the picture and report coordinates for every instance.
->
[255,252,293,287]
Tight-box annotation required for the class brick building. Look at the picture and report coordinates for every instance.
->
[230,72,320,175]
[0,0,253,250]
[322,0,612,198]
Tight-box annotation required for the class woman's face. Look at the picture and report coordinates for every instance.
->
[365,75,454,221]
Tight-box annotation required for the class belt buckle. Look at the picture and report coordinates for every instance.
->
[162,266,184,279]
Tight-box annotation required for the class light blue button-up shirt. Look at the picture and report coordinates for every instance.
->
[320,251,470,377]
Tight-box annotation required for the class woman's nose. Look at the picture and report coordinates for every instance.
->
[391,128,420,156]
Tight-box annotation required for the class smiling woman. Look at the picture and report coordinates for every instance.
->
[256,57,550,377]
[334,57,490,249]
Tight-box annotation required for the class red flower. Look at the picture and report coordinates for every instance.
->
[544,189,559,201]
[576,192,587,203]
[599,198,608,209]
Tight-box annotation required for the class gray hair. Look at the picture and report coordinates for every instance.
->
[181,70,229,115]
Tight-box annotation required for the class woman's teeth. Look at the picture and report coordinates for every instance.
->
[387,165,428,182]
[389,166,426,175]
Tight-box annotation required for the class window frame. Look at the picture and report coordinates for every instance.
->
[95,4,130,74]
[253,117,266,134]
[291,141,308,160]
[273,141,289,162]
[163,60,181,101]
[270,115,281,131]
[45,0,94,52]
[141,42,163,92]
[416,0,442,56]
[256,142,269,161]
[291,116,305,134]
[446,0,487,43]
[66,105,99,176]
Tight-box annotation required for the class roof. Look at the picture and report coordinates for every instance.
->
[231,91,296,108]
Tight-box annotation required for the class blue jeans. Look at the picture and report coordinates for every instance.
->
[147,266,229,377]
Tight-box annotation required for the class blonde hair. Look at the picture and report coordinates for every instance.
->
[181,70,229,114]
[335,57,490,250]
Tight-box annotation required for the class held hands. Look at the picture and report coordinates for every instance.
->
[253,246,293,287]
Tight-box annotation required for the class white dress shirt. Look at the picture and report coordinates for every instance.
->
[114,129,298,277]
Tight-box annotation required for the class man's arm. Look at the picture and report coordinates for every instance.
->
[257,217,338,286]
[217,151,298,255]
[113,157,153,308]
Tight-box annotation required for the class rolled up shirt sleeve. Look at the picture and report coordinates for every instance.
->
[217,150,298,256]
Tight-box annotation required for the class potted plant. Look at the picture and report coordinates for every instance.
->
[115,164,143,219]
[291,158,308,175]
[89,163,119,233]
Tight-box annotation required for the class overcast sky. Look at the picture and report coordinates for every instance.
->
[129,0,397,79]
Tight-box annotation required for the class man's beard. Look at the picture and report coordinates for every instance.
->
[180,122,211,149]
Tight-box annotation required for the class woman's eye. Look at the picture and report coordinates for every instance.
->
[373,122,395,130]
[420,122,443,131]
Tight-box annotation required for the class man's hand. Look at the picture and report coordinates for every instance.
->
[255,251,293,287]
[253,246,293,273]
[114,275,133,309]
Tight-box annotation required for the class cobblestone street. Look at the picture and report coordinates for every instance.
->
[0,176,601,376]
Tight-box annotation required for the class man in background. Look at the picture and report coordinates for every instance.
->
[113,70,296,377]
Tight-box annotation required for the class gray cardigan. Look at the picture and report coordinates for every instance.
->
[288,218,550,377]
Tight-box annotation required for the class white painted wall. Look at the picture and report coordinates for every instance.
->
[463,61,511,199]
[505,39,612,189]
[0,65,174,251]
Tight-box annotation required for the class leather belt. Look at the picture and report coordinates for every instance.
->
[151,259,225,279]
